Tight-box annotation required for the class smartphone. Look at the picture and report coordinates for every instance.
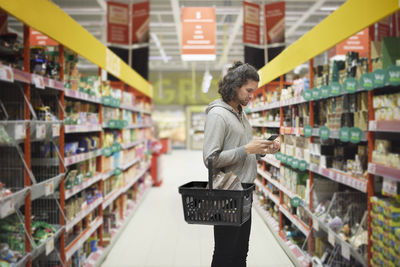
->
[265,134,279,141]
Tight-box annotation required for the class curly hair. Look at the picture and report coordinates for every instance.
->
[218,61,259,103]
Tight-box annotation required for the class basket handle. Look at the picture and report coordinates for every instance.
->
[207,153,217,190]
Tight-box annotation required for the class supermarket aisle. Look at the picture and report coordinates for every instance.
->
[101,150,294,267]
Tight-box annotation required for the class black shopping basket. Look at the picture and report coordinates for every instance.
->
[178,155,255,226]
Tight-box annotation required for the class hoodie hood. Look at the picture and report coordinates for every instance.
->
[205,99,242,119]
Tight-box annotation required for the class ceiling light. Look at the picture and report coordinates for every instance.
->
[320,6,339,11]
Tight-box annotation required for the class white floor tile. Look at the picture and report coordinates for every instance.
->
[101,150,294,267]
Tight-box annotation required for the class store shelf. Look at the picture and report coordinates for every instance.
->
[280,127,304,136]
[0,120,30,145]
[261,154,281,168]
[250,101,281,112]
[252,121,280,128]
[279,205,310,237]
[255,173,310,236]
[0,63,31,84]
[121,139,146,150]
[369,120,400,133]
[102,188,122,210]
[65,124,102,134]
[0,188,29,219]
[102,168,117,181]
[254,179,280,206]
[368,162,400,181]
[254,198,310,267]
[66,197,103,232]
[257,169,298,200]
[64,89,101,104]
[312,215,367,266]
[122,164,150,193]
[84,186,151,267]
[120,104,152,114]
[249,97,307,113]
[31,226,64,259]
[31,173,64,201]
[65,173,103,200]
[309,163,367,193]
[65,216,103,261]
[126,123,153,129]
[121,157,140,171]
[41,76,64,91]
[65,149,102,166]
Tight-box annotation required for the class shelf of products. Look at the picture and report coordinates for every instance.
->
[0,5,155,267]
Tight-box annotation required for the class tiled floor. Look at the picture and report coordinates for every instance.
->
[101,150,294,267]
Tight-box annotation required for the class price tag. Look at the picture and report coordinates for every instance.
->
[0,199,15,217]
[48,79,55,88]
[369,121,377,131]
[0,65,14,82]
[14,123,26,140]
[52,124,60,137]
[328,230,335,246]
[36,123,46,139]
[46,237,54,255]
[368,163,376,174]
[32,74,45,89]
[45,180,55,196]
[382,178,398,197]
[313,219,319,231]
[341,243,351,260]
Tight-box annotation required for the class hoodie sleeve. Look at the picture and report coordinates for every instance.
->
[203,112,247,169]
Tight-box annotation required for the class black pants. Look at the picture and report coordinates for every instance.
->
[211,216,252,267]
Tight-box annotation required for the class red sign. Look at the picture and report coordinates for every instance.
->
[243,2,260,45]
[181,7,216,61]
[264,2,285,44]
[107,2,130,45]
[29,28,58,46]
[132,1,150,44]
[336,28,370,57]
[378,16,391,41]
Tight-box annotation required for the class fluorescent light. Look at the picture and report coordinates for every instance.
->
[181,54,216,61]
[320,6,339,11]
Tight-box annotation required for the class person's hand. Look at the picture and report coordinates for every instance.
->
[269,139,280,154]
[245,138,275,155]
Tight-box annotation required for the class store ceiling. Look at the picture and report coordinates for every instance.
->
[7,0,346,73]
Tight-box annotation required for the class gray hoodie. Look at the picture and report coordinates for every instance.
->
[203,99,258,184]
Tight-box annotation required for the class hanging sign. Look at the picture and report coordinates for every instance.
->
[329,82,342,96]
[292,158,299,169]
[281,154,288,164]
[343,77,358,93]
[336,28,370,57]
[264,2,285,44]
[339,127,350,142]
[291,196,302,208]
[349,127,363,144]
[302,89,312,101]
[387,65,400,86]
[319,126,330,140]
[29,28,58,46]
[311,87,321,100]
[303,125,313,138]
[132,1,150,44]
[320,85,330,98]
[287,156,293,166]
[360,73,374,91]
[373,69,388,88]
[181,7,216,61]
[299,160,308,171]
[107,2,130,45]
[243,2,260,45]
